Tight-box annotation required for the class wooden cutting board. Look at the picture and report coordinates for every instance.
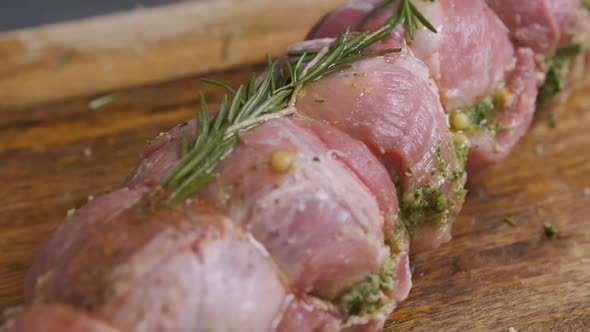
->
[0,0,588,330]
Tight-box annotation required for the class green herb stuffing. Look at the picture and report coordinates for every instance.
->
[338,258,394,316]
[583,0,590,11]
[450,87,514,134]
[537,41,585,106]
[400,185,448,232]
[385,220,407,252]
[451,98,494,131]
[452,133,470,169]
[465,97,494,128]
[434,145,446,173]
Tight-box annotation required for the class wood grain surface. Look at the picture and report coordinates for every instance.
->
[0,0,589,331]
[0,0,344,110]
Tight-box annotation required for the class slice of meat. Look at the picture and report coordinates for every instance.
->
[309,0,516,111]
[27,195,306,332]
[432,0,515,110]
[466,48,540,172]
[486,0,560,54]
[2,305,120,332]
[276,297,341,332]
[290,39,466,253]
[485,0,582,54]
[24,187,147,302]
[308,0,540,172]
[486,0,590,112]
[127,117,412,328]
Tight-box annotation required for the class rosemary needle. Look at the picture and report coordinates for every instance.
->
[89,92,123,110]
[358,0,438,39]
[155,1,436,204]
[53,49,76,69]
[543,223,561,239]
[502,218,517,228]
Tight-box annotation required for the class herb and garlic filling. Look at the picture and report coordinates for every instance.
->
[337,258,395,317]
[448,87,514,135]
[397,141,467,237]
[400,185,448,232]
[333,220,409,318]
[537,38,586,107]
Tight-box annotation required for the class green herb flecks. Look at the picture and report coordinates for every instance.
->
[89,92,123,110]
[543,223,561,239]
[222,27,242,59]
[358,0,437,39]
[502,217,517,228]
[155,16,426,203]
[65,208,77,221]
[537,58,570,107]
[434,145,446,173]
[338,258,394,316]
[400,185,448,234]
[385,220,408,252]
[452,132,470,169]
[548,110,558,129]
[537,40,585,107]
[450,97,495,131]
[533,143,544,156]
[449,86,515,135]
[53,49,76,69]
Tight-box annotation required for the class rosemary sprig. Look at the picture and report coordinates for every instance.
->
[359,0,437,39]
[155,2,434,204]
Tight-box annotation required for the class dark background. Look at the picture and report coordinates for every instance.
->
[0,0,187,31]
